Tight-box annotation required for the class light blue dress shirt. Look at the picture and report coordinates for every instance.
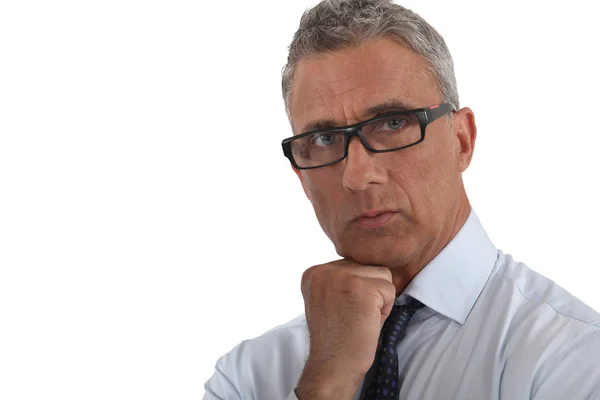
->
[203,211,600,399]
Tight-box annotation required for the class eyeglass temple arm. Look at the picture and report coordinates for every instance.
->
[427,103,457,122]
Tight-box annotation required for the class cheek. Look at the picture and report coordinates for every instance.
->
[419,150,460,213]
[390,139,455,211]
[303,173,342,227]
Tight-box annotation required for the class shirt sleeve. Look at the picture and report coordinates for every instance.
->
[532,329,600,400]
[202,356,300,400]
[287,389,300,400]
[202,361,241,400]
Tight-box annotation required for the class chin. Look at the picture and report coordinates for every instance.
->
[338,235,417,267]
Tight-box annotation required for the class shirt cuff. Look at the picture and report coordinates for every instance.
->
[286,388,299,400]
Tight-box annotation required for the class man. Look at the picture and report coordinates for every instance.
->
[203,0,600,399]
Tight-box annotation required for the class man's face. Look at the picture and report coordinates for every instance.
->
[288,37,475,271]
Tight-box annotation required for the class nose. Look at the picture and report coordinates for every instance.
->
[342,136,387,191]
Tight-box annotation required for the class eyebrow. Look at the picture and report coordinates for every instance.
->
[299,99,418,133]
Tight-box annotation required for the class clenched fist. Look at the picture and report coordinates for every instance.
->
[295,259,400,399]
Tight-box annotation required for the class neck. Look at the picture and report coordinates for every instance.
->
[391,196,471,296]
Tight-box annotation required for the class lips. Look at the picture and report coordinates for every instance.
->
[353,210,399,228]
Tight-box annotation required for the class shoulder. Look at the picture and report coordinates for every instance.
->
[218,313,308,367]
[481,250,600,392]
[490,250,600,328]
[207,314,309,398]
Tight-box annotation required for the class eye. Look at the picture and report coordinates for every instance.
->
[311,133,339,147]
[383,118,407,131]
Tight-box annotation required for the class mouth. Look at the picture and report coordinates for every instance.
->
[352,210,399,228]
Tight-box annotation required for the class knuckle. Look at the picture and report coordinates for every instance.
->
[302,264,331,292]
[341,274,363,294]
[301,266,317,294]
[375,266,393,280]
[301,266,315,283]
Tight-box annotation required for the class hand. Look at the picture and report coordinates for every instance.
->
[295,259,398,399]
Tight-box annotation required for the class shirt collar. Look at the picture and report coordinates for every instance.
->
[396,209,498,325]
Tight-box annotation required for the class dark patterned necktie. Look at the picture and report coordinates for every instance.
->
[362,298,423,400]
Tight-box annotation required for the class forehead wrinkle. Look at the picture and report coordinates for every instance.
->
[306,82,413,120]
[300,85,422,134]
[299,93,367,133]
[297,83,425,134]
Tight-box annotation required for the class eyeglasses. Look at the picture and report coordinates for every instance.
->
[281,103,456,170]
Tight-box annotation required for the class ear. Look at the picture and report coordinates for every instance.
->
[292,165,312,201]
[452,107,477,172]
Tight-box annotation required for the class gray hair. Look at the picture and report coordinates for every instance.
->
[281,0,459,116]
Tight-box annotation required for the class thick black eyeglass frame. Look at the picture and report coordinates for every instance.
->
[282,103,456,170]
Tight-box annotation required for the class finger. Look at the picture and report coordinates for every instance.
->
[361,276,397,312]
[346,265,393,283]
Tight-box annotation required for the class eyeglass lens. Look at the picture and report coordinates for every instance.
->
[290,113,421,168]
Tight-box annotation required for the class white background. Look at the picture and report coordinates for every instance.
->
[1,0,599,399]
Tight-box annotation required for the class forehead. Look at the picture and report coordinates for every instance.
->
[289,37,440,133]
